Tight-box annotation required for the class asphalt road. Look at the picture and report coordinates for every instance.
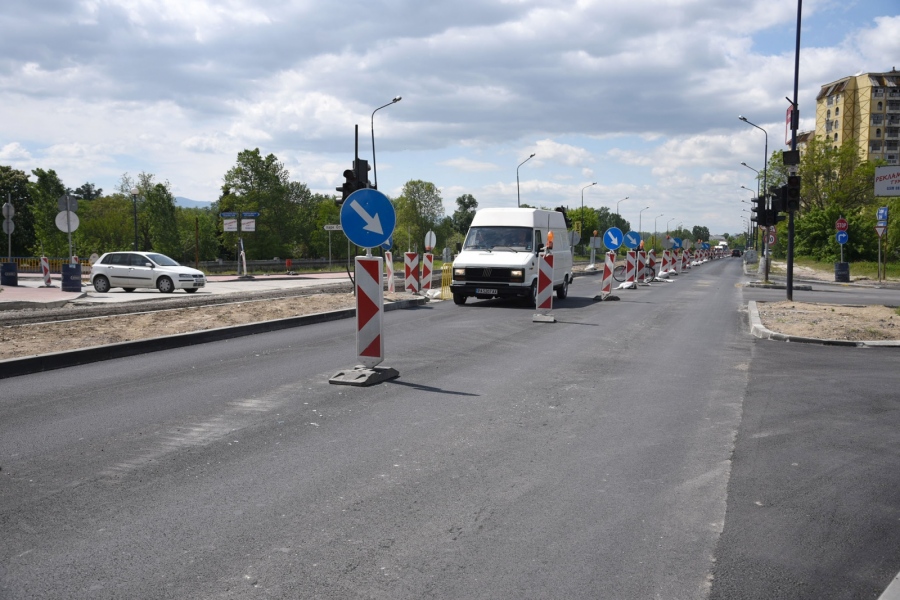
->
[1,259,898,599]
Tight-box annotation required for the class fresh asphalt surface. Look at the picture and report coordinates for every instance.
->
[1,259,899,599]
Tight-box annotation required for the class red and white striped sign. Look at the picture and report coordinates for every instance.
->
[536,254,554,310]
[40,256,51,287]
[600,251,615,298]
[647,249,657,278]
[384,251,394,293]
[355,256,384,368]
[404,252,419,293]
[626,251,637,284]
[421,253,433,292]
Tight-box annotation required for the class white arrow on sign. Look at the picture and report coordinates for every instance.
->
[606,232,620,246]
[350,199,383,235]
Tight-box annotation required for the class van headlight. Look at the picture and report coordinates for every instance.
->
[510,269,524,283]
[453,267,466,280]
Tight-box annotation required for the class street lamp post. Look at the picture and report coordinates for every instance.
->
[739,115,769,280]
[616,196,629,217]
[638,206,649,242]
[517,153,535,207]
[371,96,401,190]
[580,182,597,252]
[740,161,760,198]
[130,186,139,250]
[741,185,758,249]
[666,217,675,237]
[653,214,663,249]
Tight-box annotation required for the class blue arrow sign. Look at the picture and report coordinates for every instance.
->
[242,211,260,217]
[877,206,889,221]
[381,235,393,252]
[836,231,849,245]
[623,231,641,249]
[603,227,623,250]
[672,237,683,249]
[219,212,237,217]
[340,188,396,249]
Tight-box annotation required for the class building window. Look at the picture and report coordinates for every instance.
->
[834,133,839,142]
[835,107,840,116]
[878,101,884,111]
[877,128,882,137]
[827,109,831,119]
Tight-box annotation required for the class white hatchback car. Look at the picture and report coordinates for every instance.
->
[90,251,207,293]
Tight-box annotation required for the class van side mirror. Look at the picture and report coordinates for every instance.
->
[536,243,545,254]
[456,242,462,252]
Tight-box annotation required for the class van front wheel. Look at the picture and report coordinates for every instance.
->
[528,280,538,307]
[556,275,569,300]
[452,292,467,305]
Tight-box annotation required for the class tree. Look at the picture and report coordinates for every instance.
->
[798,137,876,213]
[691,225,710,243]
[143,181,181,257]
[221,149,296,259]
[451,194,478,234]
[75,194,134,255]
[73,182,103,200]
[0,166,34,257]
[394,180,444,253]
[27,168,68,256]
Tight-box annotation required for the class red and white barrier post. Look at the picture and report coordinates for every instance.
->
[40,256,52,287]
[533,231,556,322]
[638,250,649,284]
[384,251,394,293]
[404,252,419,294]
[421,253,433,293]
[597,251,616,300]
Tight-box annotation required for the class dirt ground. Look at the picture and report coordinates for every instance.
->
[755,301,900,342]
[0,292,418,361]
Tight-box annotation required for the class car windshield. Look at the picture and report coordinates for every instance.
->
[146,253,180,267]
[463,226,532,251]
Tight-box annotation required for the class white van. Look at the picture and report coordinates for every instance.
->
[450,207,574,305]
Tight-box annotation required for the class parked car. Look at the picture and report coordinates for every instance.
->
[90,252,206,293]
[731,249,742,257]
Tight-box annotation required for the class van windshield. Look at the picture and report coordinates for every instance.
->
[463,226,533,251]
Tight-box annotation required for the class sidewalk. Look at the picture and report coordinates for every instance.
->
[0,272,355,310]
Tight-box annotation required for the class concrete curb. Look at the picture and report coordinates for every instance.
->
[747,300,900,348]
[0,297,427,379]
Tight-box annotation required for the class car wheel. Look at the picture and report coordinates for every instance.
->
[92,275,111,293]
[528,279,538,307]
[157,276,175,293]
[122,288,136,293]
[452,292,467,305]
[556,275,569,300]
[185,288,198,294]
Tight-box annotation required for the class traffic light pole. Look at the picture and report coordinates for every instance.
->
[786,0,802,301]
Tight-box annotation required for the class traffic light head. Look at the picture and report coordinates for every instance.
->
[750,196,767,226]
[786,175,801,211]
[335,168,356,204]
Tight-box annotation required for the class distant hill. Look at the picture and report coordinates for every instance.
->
[175,196,214,209]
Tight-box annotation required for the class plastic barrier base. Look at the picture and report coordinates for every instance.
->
[329,365,399,387]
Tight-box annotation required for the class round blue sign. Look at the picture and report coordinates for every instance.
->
[623,231,641,249]
[339,189,396,249]
[836,231,849,245]
[672,237,683,249]
[603,227,624,250]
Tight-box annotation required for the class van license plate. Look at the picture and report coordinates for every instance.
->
[476,288,497,295]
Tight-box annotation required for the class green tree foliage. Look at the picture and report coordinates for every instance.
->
[143,182,181,257]
[451,194,478,234]
[798,138,876,212]
[394,180,444,253]
[73,182,103,200]
[27,168,68,256]
[691,225,710,243]
[220,149,296,259]
[75,194,134,255]
[0,166,34,256]
[789,203,877,262]
[175,206,219,266]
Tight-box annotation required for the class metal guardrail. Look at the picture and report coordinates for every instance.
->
[4,257,91,274]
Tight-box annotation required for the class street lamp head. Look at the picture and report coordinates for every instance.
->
[529,153,536,158]
[392,96,402,103]
[130,187,139,196]
[738,115,747,122]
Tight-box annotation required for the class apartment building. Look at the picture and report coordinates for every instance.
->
[815,68,900,165]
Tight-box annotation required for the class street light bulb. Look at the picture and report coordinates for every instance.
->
[738,115,747,121]
[393,96,402,103]
[130,187,138,196]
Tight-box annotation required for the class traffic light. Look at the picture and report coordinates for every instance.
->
[750,196,766,226]
[786,175,801,211]
[336,169,357,205]
[335,159,371,205]
[771,186,787,214]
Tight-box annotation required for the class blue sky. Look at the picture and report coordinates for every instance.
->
[1,0,898,236]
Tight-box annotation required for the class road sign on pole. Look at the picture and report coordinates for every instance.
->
[835,218,848,232]
[836,231,848,245]
[603,227,623,251]
[875,225,887,238]
[339,189,396,249]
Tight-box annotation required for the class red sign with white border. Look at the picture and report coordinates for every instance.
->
[835,218,848,232]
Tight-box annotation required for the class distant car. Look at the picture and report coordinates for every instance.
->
[90,251,206,293]
[731,249,742,257]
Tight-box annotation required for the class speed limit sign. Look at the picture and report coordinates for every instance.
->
[767,232,777,246]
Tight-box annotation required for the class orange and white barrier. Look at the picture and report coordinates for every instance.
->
[385,251,394,293]
[637,251,649,284]
[404,252,419,293]
[674,250,683,275]
[647,249,657,279]
[40,256,52,287]
[421,253,433,292]
[355,256,384,368]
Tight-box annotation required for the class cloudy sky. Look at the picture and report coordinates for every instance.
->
[2,0,898,236]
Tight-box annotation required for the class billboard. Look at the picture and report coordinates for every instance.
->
[875,166,900,196]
